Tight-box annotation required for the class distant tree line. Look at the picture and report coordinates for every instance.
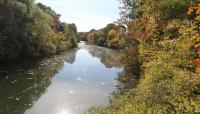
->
[78,23,126,49]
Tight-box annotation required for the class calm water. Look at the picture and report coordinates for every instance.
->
[0,42,123,114]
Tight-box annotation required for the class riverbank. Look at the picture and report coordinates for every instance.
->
[87,1,200,113]
[87,37,200,114]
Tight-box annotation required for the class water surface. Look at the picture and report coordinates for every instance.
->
[0,42,123,114]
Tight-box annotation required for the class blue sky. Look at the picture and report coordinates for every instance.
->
[36,0,121,32]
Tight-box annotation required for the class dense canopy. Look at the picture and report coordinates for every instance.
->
[0,0,78,61]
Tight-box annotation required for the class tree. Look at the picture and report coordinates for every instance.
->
[0,0,78,61]
[108,29,117,40]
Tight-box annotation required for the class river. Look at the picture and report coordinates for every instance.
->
[0,41,123,114]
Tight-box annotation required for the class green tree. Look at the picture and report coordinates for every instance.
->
[0,0,78,61]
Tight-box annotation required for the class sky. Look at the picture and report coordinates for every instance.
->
[36,0,121,32]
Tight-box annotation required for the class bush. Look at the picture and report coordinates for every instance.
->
[41,42,57,55]
[88,37,200,114]
[87,1,200,113]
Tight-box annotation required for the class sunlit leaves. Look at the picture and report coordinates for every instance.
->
[89,0,200,113]
[188,3,200,21]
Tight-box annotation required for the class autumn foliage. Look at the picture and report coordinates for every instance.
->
[88,0,200,114]
[188,3,200,21]
[0,0,78,61]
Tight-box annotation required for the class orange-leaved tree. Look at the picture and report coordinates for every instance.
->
[188,3,200,21]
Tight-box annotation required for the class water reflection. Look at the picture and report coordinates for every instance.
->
[0,56,65,114]
[80,43,122,68]
[58,109,70,114]
[63,49,78,64]
[0,42,123,114]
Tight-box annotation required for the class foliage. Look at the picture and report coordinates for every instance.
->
[80,23,126,49]
[0,0,78,61]
[118,0,142,25]
[78,32,88,41]
[108,29,117,40]
[188,3,200,21]
[88,0,200,114]
[88,26,200,114]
